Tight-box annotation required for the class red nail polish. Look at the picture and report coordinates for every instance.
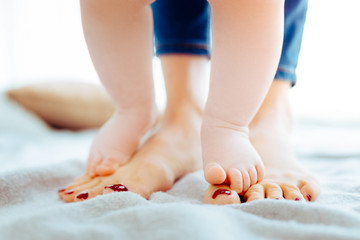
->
[76,192,88,200]
[275,198,280,200]
[105,184,128,192]
[295,198,301,201]
[212,189,231,199]
[58,189,66,193]
[65,190,74,195]
[306,194,312,202]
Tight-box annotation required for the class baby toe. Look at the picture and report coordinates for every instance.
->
[86,154,102,177]
[255,163,265,182]
[229,168,243,193]
[248,166,258,186]
[240,169,251,193]
[204,162,227,185]
[95,157,119,176]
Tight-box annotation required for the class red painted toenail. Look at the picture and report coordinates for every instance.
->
[212,189,231,199]
[105,184,128,192]
[295,198,301,201]
[306,194,312,202]
[76,192,88,200]
[58,189,66,193]
[65,190,74,195]
[275,198,280,200]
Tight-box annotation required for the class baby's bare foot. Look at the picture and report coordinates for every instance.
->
[86,108,156,177]
[59,105,202,202]
[201,116,264,195]
[204,81,320,204]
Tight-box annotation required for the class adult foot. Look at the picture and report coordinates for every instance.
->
[204,81,320,204]
[201,116,264,195]
[203,184,240,205]
[86,107,156,177]
[59,104,202,202]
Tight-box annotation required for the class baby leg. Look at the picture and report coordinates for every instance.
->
[80,0,157,177]
[201,0,284,194]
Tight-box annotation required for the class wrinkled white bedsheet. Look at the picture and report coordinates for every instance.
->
[1,94,360,240]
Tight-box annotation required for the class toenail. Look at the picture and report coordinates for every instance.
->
[58,189,66,193]
[275,198,280,200]
[105,184,128,192]
[212,189,231,199]
[295,198,301,201]
[306,194,312,202]
[76,192,89,200]
[65,190,74,195]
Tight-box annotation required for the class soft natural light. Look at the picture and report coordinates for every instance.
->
[1,0,359,121]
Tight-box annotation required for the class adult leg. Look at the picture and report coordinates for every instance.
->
[245,0,319,203]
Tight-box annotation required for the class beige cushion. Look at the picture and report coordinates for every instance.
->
[6,81,114,130]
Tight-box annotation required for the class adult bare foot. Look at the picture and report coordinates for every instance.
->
[59,104,202,202]
[203,184,240,205]
[204,81,320,204]
[59,55,208,202]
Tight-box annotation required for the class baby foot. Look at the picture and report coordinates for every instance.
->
[201,116,265,195]
[203,81,320,204]
[86,109,156,177]
[59,104,202,202]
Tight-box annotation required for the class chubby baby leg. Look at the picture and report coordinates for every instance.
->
[201,0,284,194]
[80,0,157,177]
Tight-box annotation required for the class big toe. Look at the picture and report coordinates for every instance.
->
[203,185,240,205]
[95,154,128,176]
[204,163,227,185]
[95,164,117,176]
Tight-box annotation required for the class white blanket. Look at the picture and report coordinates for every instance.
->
[1,94,360,240]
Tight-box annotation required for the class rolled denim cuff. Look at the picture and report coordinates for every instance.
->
[155,42,211,57]
[274,66,297,87]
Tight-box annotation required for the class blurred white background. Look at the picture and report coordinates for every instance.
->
[1,0,359,122]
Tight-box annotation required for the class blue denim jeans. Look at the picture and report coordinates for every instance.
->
[151,0,308,86]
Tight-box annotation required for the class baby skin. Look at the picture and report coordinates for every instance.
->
[80,0,158,177]
[200,0,284,194]
[59,0,320,203]
[204,81,320,204]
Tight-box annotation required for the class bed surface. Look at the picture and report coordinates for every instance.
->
[1,94,360,240]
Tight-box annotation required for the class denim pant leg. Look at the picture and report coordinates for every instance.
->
[151,0,211,57]
[276,0,309,86]
[152,0,308,86]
